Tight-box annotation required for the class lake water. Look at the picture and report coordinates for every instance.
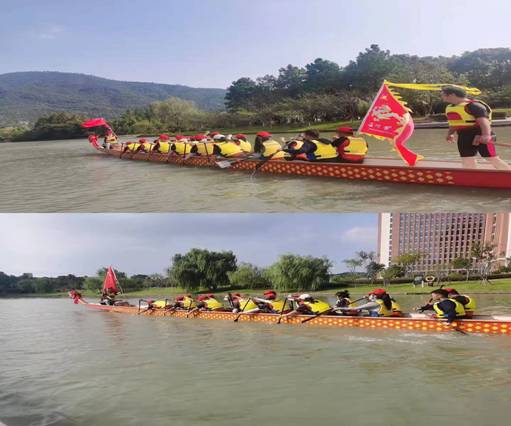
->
[1,129,511,212]
[1,297,511,426]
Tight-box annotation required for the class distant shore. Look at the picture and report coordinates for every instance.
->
[3,277,511,299]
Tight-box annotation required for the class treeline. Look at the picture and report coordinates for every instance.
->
[2,46,510,142]
[224,45,511,126]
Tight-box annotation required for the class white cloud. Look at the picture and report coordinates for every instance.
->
[341,226,378,245]
[38,25,64,40]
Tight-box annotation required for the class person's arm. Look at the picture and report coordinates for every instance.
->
[338,301,379,312]
[446,128,457,143]
[474,117,492,145]
[418,303,434,312]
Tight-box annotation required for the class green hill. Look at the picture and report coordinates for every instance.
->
[0,71,226,126]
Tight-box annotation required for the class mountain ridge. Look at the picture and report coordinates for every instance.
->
[0,71,226,126]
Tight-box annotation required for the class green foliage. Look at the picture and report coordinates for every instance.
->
[227,263,271,289]
[169,249,237,291]
[265,254,332,291]
[0,272,84,295]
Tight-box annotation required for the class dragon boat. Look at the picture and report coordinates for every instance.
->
[94,143,511,190]
[72,297,511,336]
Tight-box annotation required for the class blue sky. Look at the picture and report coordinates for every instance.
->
[1,0,510,87]
[0,214,377,276]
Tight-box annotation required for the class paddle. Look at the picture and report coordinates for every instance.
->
[234,297,253,322]
[186,307,200,318]
[275,297,288,325]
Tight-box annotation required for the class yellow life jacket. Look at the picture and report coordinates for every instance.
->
[204,298,223,310]
[142,142,153,152]
[152,300,168,309]
[172,142,193,155]
[216,142,244,158]
[238,140,252,153]
[126,142,141,152]
[238,298,259,311]
[310,140,338,160]
[262,140,282,157]
[391,300,402,313]
[157,141,170,154]
[433,299,465,318]
[106,135,118,143]
[445,100,492,130]
[303,299,331,314]
[344,137,368,157]
[182,297,197,309]
[461,295,476,312]
[196,143,216,156]
[269,299,286,312]
[375,299,393,317]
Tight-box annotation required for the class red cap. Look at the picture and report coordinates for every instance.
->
[444,288,458,294]
[197,295,207,301]
[138,138,146,143]
[256,131,272,138]
[146,299,154,304]
[336,127,354,135]
[196,134,207,140]
[368,288,387,296]
[176,296,184,301]
[233,293,241,297]
[264,290,276,295]
[235,134,247,139]
[175,135,186,141]
[159,134,170,141]
[207,294,215,298]
[209,131,220,137]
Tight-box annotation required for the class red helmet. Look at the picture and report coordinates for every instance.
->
[444,288,458,294]
[368,288,387,296]
[209,131,220,137]
[264,290,277,300]
[207,294,215,299]
[197,295,207,301]
[256,131,272,138]
[138,138,147,143]
[336,127,354,135]
[175,135,186,141]
[233,293,242,298]
[175,296,184,301]
[159,134,170,141]
[235,133,247,140]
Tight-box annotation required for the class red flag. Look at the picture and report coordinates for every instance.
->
[103,267,120,294]
[359,84,422,166]
[81,118,108,128]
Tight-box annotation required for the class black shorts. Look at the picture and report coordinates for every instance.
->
[457,130,497,158]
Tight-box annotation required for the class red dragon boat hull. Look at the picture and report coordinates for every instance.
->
[93,145,511,190]
[75,299,511,336]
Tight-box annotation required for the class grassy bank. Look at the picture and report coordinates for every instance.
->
[5,277,511,299]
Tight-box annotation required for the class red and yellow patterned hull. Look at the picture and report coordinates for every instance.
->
[95,145,511,190]
[79,301,511,336]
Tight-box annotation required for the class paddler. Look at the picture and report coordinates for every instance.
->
[441,86,511,170]
[104,129,118,147]
[152,134,171,154]
[429,289,466,323]
[331,127,368,163]
[445,288,476,318]
[196,294,225,311]
[254,131,287,160]
[338,288,393,317]
[171,135,193,156]
[226,293,259,313]
[285,129,339,162]
[252,290,287,313]
[172,294,197,310]
[100,288,116,306]
[232,134,253,153]
[290,294,332,315]
[212,134,245,158]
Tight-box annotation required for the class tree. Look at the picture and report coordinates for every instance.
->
[149,97,203,131]
[276,65,307,97]
[366,261,386,284]
[471,242,500,285]
[169,249,237,291]
[266,254,332,291]
[225,77,259,112]
[227,263,271,289]
[451,257,472,281]
[304,58,343,93]
[381,264,405,287]
[393,252,423,277]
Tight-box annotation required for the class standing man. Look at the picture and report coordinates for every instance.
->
[441,86,510,170]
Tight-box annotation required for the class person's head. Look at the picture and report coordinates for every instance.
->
[263,290,277,300]
[445,288,459,297]
[336,127,354,138]
[441,86,467,104]
[197,295,207,302]
[336,290,350,299]
[256,131,272,142]
[298,293,313,302]
[431,289,449,301]
[303,129,320,141]
[213,134,226,142]
[235,133,247,141]
[159,134,170,141]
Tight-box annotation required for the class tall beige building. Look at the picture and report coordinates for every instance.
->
[377,213,511,272]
